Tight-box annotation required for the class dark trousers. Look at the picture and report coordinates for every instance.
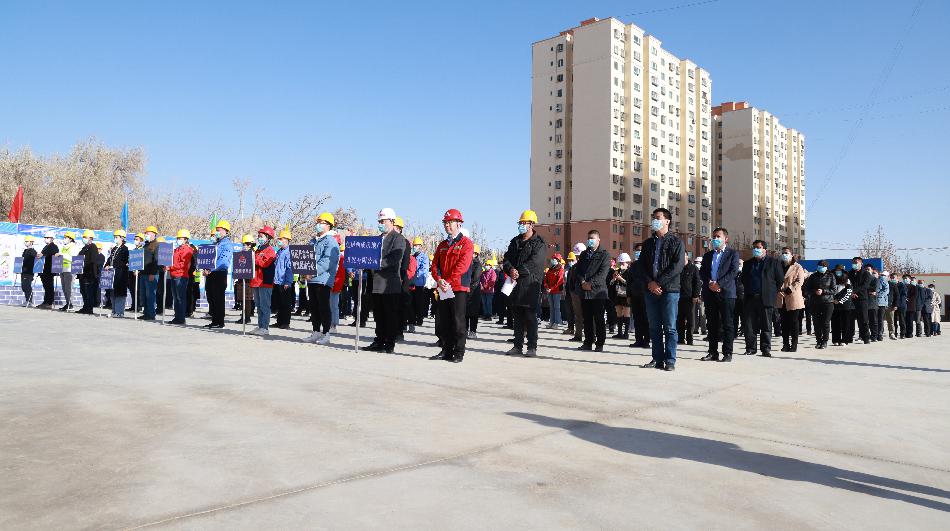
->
[436,292,468,354]
[832,306,849,344]
[734,298,744,337]
[206,271,227,326]
[412,288,429,325]
[704,294,735,356]
[907,309,921,336]
[372,293,402,345]
[402,291,414,329]
[79,278,96,311]
[922,311,933,336]
[851,301,870,342]
[811,302,833,345]
[511,305,539,351]
[21,273,34,304]
[781,308,800,350]
[41,273,55,305]
[875,306,886,339]
[630,294,648,344]
[867,306,879,340]
[894,307,906,338]
[171,277,189,322]
[676,298,695,344]
[582,298,607,347]
[743,297,774,353]
[275,285,293,327]
[189,281,199,315]
[297,284,309,312]
[308,283,332,333]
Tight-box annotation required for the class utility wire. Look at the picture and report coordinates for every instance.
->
[619,0,723,17]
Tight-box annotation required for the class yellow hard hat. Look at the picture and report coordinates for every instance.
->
[63,231,76,240]
[412,236,423,246]
[113,229,127,238]
[316,212,335,227]
[144,225,159,234]
[279,229,292,240]
[216,219,232,232]
[177,229,191,239]
[135,232,145,241]
[394,216,405,229]
[95,243,103,250]
[519,210,539,224]
[157,236,167,243]
[24,235,35,242]
[82,229,95,239]
[567,251,576,261]
[242,234,255,244]
[429,254,434,260]
[474,244,481,254]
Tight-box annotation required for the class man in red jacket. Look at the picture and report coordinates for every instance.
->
[249,226,277,336]
[430,208,474,362]
[168,229,194,325]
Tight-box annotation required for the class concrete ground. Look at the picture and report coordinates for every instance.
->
[1,304,948,530]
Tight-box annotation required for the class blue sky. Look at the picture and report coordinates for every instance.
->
[2,0,949,267]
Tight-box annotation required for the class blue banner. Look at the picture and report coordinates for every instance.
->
[34,256,45,273]
[343,236,382,270]
[52,255,63,274]
[129,249,145,271]
[100,268,115,289]
[70,255,85,274]
[289,244,316,276]
[232,250,255,280]
[196,245,216,270]
[156,242,174,267]
[13,257,23,274]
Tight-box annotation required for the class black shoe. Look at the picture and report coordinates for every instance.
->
[686,340,694,346]
[76,309,94,314]
[506,347,524,356]
[137,315,155,321]
[760,352,772,357]
[203,323,223,329]
[677,339,685,345]
[274,324,290,329]
[594,344,604,352]
[863,340,870,344]
[394,334,404,342]
[781,346,789,352]
[613,333,625,339]
[169,319,186,325]
[743,350,756,356]
[233,318,244,324]
[718,354,733,363]
[383,343,395,354]
[700,354,719,361]
[365,341,384,352]
[506,338,515,343]
[429,352,448,360]
[450,352,464,363]
[641,360,658,368]
[577,343,593,351]
[58,305,69,312]
[663,363,675,371]
[569,336,583,342]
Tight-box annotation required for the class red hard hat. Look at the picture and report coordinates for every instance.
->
[552,253,563,261]
[442,209,463,223]
[258,226,276,239]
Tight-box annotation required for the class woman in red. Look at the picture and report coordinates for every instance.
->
[543,253,565,328]
[249,226,277,335]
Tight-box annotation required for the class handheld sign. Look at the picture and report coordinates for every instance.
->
[70,255,85,275]
[196,245,217,270]
[289,245,317,276]
[129,249,145,271]
[343,236,383,270]
[13,257,23,274]
[35,256,45,273]
[232,251,255,280]
[156,242,174,267]
[52,255,64,274]
[100,268,116,289]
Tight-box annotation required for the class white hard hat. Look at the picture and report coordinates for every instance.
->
[882,270,889,277]
[618,252,631,263]
[377,207,397,220]
[44,231,55,238]
[459,227,471,238]
[573,242,587,254]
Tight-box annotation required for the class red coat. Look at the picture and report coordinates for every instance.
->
[250,245,276,288]
[431,235,474,292]
[543,266,564,295]
[332,253,345,293]
[407,254,418,291]
[169,245,193,279]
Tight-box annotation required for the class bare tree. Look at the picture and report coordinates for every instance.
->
[860,225,898,272]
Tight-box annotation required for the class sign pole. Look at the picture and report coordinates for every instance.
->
[133,271,138,319]
[161,271,166,326]
[242,279,247,336]
[355,270,362,352]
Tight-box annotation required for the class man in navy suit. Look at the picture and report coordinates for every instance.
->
[699,227,741,362]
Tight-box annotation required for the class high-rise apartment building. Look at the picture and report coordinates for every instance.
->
[531,17,713,258]
[711,101,806,256]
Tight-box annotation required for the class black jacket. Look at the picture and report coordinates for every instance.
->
[624,261,644,298]
[639,233,685,293]
[41,242,58,274]
[679,263,701,299]
[848,268,875,304]
[22,247,37,275]
[502,233,547,308]
[373,231,407,295]
[142,240,159,275]
[803,271,835,304]
[572,247,611,300]
[466,257,482,317]
[108,245,130,293]
[740,256,784,307]
[78,243,98,279]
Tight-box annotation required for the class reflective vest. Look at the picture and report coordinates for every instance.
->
[60,241,77,269]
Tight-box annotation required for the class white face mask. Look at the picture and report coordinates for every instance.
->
[85,238,94,245]
[114,237,122,245]
[177,238,187,246]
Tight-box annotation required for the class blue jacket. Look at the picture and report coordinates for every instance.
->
[308,233,340,286]
[875,277,889,306]
[412,251,429,287]
[894,281,908,309]
[699,246,740,299]
[274,246,293,286]
[213,238,233,273]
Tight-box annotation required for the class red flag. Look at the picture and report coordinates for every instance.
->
[7,185,24,223]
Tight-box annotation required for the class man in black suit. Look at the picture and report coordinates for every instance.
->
[740,240,784,357]
[699,227,741,362]
[847,256,876,344]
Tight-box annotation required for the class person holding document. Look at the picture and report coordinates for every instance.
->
[430,208,474,362]
[502,210,547,358]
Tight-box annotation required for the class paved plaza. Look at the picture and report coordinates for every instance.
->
[1,304,948,530]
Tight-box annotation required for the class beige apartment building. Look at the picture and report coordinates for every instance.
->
[711,101,806,256]
[531,17,713,259]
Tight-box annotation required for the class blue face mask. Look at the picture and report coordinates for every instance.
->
[550,259,558,266]
[851,263,861,271]
[651,218,664,231]
[904,279,911,284]
[587,238,596,249]
[257,237,267,246]
[377,223,386,234]
[711,238,723,249]
[634,251,641,260]
[752,248,765,258]
[835,270,843,277]
[517,224,528,235]
[817,266,828,274]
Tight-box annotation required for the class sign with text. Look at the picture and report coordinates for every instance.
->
[232,250,255,280]
[343,236,382,270]
[129,249,145,271]
[34,256,45,273]
[13,257,23,274]
[156,242,174,267]
[289,245,317,276]
[100,268,115,289]
[196,245,217,270]
[70,255,85,275]
[52,255,63,274]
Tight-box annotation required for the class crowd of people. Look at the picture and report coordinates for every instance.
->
[14,207,944,368]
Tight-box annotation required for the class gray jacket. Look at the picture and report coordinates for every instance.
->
[372,230,408,294]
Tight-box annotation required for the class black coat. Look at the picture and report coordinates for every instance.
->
[502,233,546,308]
[41,242,58,274]
[108,245,130,293]
[740,256,784,307]
[466,257,482,317]
[848,269,876,304]
[373,231,407,295]
[21,248,37,275]
[142,240,159,276]
[679,263,701,299]
[78,243,98,279]
[639,233,685,293]
[573,248,611,300]
[803,271,835,304]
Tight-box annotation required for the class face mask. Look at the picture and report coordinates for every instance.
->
[413,246,421,254]
[257,237,267,246]
[550,259,558,266]
[517,224,529,235]
[634,251,641,260]
[45,238,53,244]
[567,261,575,267]
[711,238,723,249]
[904,279,910,284]
[651,218,664,231]
[135,240,144,248]
[377,223,386,234]
[835,270,843,277]
[114,237,123,245]
[918,283,924,287]
[620,263,629,270]
[753,248,765,258]
[889,279,896,283]
[85,238,93,245]
[216,231,226,240]
[145,234,154,242]
[851,263,861,271]
[872,273,878,279]
[316,223,327,235]
[177,238,186,246]
[587,238,596,249]
[817,266,827,274]
[25,242,33,247]
[781,253,791,262]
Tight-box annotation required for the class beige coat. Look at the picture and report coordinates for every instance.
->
[776,262,806,311]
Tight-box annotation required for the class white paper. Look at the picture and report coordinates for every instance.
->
[438,286,455,300]
[501,277,517,296]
